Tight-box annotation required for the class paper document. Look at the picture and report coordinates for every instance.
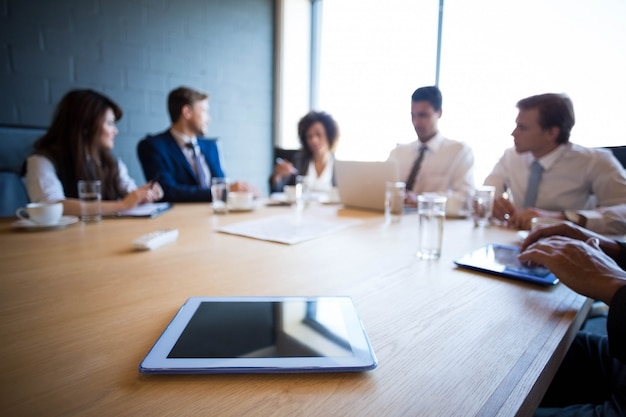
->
[116,202,172,218]
[218,215,362,245]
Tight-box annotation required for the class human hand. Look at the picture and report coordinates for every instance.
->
[492,197,516,222]
[144,182,163,202]
[504,208,564,230]
[272,159,297,181]
[518,236,626,304]
[231,181,261,198]
[520,222,622,260]
[404,191,417,207]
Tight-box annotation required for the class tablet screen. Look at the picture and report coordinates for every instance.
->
[168,300,351,358]
[139,296,377,373]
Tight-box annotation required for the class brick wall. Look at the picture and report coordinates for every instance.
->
[0,0,274,192]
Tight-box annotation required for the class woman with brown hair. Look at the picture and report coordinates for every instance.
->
[25,89,162,216]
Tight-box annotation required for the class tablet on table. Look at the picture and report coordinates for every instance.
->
[139,296,378,374]
[454,244,559,286]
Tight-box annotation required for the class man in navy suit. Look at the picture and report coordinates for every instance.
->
[138,86,249,202]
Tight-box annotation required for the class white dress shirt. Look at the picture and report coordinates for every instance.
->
[25,155,137,203]
[170,128,212,183]
[484,143,626,234]
[388,132,475,199]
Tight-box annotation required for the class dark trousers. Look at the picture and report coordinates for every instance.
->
[534,332,626,417]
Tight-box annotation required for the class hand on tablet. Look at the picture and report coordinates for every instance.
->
[518,236,626,304]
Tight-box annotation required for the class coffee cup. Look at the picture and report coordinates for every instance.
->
[16,202,63,225]
[283,185,301,203]
[228,191,254,210]
[445,191,467,217]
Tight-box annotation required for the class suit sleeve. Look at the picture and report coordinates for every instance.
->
[137,137,212,202]
[608,284,626,363]
[268,151,306,193]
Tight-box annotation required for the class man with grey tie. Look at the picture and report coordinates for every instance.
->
[388,86,475,206]
[485,93,626,234]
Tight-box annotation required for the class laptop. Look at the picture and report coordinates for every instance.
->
[335,160,400,212]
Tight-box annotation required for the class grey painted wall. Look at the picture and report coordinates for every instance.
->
[0,0,274,193]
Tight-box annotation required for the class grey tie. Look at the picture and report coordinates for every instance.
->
[523,160,544,208]
[405,145,427,192]
[185,143,209,189]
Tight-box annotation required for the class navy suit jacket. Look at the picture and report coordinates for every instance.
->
[137,129,225,202]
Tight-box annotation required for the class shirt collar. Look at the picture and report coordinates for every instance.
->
[170,128,198,148]
[525,143,571,171]
[417,132,444,153]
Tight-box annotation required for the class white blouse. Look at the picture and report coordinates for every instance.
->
[25,155,137,203]
[304,157,334,192]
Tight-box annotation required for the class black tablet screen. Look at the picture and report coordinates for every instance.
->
[168,300,353,358]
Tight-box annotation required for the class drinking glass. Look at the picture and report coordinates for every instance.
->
[417,193,447,260]
[385,181,405,223]
[78,180,102,222]
[211,177,230,214]
[472,186,495,227]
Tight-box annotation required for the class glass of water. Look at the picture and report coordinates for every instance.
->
[472,186,495,227]
[417,193,447,260]
[77,180,102,223]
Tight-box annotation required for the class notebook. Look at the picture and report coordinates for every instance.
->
[113,202,173,218]
[335,160,400,212]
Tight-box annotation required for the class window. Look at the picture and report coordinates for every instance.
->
[316,0,626,183]
[318,0,439,161]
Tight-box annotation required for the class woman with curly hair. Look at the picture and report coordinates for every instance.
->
[270,110,339,193]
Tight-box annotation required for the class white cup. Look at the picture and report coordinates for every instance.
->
[228,191,254,210]
[16,202,63,226]
[445,191,468,217]
[283,184,302,203]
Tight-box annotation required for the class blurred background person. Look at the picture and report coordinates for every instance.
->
[138,86,255,202]
[25,89,162,216]
[388,86,474,208]
[270,110,339,194]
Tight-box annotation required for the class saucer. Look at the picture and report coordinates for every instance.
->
[12,215,79,231]
[227,204,255,213]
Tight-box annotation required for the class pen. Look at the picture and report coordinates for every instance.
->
[275,157,299,174]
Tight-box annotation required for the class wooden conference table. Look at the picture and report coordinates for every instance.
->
[0,202,590,417]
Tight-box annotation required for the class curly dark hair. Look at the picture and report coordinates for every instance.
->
[297,111,339,155]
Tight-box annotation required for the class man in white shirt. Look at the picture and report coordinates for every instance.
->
[484,93,626,234]
[388,86,474,206]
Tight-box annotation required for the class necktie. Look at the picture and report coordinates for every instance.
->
[405,145,427,192]
[523,160,544,208]
[185,143,209,189]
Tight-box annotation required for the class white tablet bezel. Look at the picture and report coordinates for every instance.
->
[139,296,378,374]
